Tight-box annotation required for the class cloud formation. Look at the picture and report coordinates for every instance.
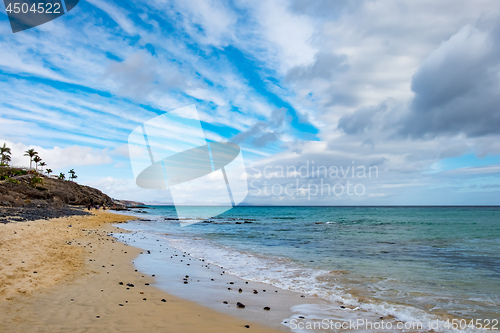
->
[0,0,499,204]
[1,140,112,170]
[403,23,500,138]
[231,107,288,147]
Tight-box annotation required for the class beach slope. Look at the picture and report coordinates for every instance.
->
[0,211,283,332]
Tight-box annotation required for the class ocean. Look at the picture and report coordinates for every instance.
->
[115,206,500,332]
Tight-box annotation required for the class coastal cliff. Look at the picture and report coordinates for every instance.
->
[0,167,144,222]
[0,172,113,207]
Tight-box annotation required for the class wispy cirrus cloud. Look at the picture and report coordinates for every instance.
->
[2,140,112,169]
[86,0,138,35]
[0,0,499,204]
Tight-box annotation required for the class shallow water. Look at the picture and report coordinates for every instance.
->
[117,206,500,331]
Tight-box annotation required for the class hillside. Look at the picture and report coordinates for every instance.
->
[0,167,143,222]
[0,168,113,207]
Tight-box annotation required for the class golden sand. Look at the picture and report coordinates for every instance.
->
[0,210,284,332]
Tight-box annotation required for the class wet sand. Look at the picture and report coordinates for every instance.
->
[0,210,284,332]
[114,230,338,329]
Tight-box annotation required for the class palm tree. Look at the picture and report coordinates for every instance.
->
[24,148,38,169]
[0,143,11,166]
[1,154,11,165]
[39,161,46,171]
[46,168,53,176]
[58,172,65,180]
[68,169,77,182]
[33,156,42,171]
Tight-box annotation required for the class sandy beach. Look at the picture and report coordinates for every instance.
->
[0,210,284,332]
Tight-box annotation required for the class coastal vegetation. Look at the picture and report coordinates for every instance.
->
[0,142,108,214]
[0,143,11,165]
[0,143,142,221]
[0,143,78,182]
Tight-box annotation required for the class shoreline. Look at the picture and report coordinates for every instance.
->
[116,212,478,333]
[113,229,338,331]
[113,220,412,332]
[0,210,284,332]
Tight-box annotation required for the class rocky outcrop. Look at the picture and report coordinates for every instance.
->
[0,173,114,208]
[111,199,146,208]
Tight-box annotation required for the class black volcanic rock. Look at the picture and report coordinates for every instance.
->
[0,172,114,207]
[0,169,132,222]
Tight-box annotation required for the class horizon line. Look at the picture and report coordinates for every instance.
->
[139,204,500,208]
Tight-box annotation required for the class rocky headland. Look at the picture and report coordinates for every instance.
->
[0,167,144,223]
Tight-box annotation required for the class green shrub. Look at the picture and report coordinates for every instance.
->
[15,169,27,176]
[31,177,43,186]
[6,177,20,184]
[0,167,27,179]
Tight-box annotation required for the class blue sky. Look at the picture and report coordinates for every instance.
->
[0,0,499,205]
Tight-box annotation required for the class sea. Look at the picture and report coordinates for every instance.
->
[115,206,500,332]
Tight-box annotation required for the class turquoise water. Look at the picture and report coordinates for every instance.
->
[121,206,500,325]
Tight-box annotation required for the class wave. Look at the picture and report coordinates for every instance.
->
[159,234,484,332]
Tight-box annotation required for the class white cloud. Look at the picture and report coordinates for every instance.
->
[174,0,237,46]
[1,0,499,204]
[243,0,318,73]
[444,165,500,176]
[86,0,137,35]
[0,140,112,170]
[86,176,173,202]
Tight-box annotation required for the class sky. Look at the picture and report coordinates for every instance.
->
[0,0,499,205]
